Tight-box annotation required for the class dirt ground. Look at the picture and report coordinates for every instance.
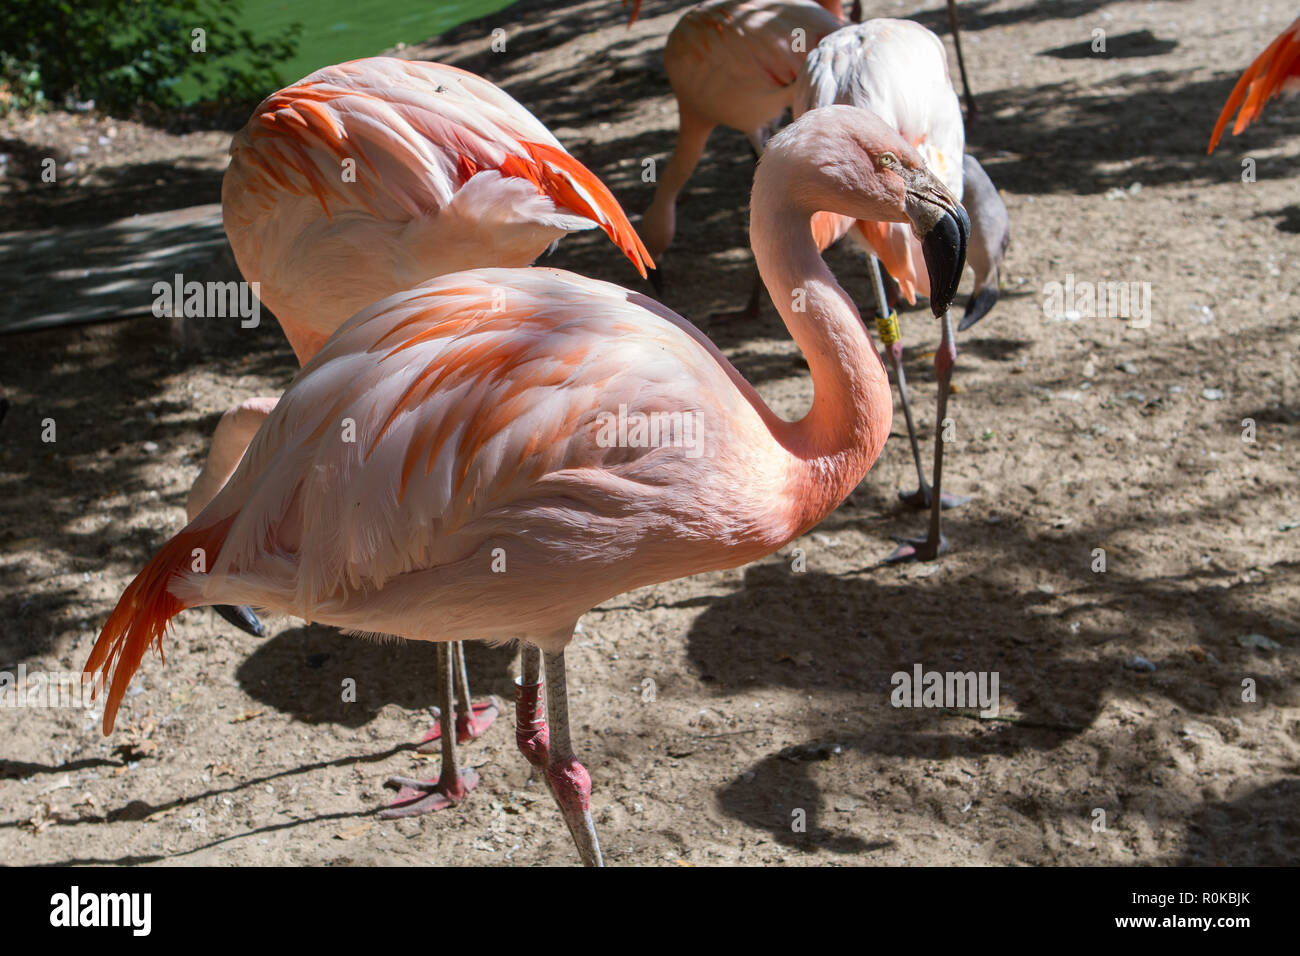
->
[2,0,1298,867]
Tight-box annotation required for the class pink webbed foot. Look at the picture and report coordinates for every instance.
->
[415,698,500,753]
[379,768,480,818]
[884,533,950,564]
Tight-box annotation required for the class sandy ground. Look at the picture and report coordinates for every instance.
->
[1,0,1298,867]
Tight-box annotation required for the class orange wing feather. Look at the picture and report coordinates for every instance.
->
[1209,16,1300,153]
[508,141,654,278]
[238,66,652,277]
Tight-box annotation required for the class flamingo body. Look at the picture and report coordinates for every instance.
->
[189,270,816,644]
[89,262,888,729]
[224,57,651,362]
[665,0,843,134]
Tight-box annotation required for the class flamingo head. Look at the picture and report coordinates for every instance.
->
[762,105,970,317]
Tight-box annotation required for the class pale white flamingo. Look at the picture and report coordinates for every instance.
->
[640,0,844,306]
[794,18,1007,562]
[195,56,652,814]
[1208,15,1300,153]
[85,105,968,865]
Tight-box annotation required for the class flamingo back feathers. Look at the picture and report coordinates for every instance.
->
[225,58,650,277]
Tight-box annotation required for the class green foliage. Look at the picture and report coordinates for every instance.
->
[0,0,300,115]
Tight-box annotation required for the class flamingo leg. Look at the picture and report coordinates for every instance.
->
[947,0,977,124]
[541,648,603,867]
[887,309,959,563]
[867,256,968,512]
[515,644,548,769]
[380,642,479,817]
[416,640,498,751]
[453,641,499,742]
[711,264,764,321]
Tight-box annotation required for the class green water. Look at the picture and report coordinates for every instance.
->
[242,0,518,84]
[178,0,516,100]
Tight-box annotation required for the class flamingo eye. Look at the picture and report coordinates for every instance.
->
[878,152,898,169]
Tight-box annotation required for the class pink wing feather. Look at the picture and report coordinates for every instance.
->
[224,58,651,357]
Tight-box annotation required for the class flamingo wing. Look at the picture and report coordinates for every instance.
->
[87,269,792,724]
[224,57,650,353]
[231,57,649,265]
[669,0,843,93]
[194,269,781,619]
[1208,16,1300,153]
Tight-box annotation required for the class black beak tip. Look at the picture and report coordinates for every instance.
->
[921,203,969,317]
[646,265,664,298]
[214,603,266,637]
[958,286,999,332]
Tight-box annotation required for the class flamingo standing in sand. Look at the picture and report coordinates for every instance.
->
[1208,15,1300,152]
[84,105,969,865]
[191,56,652,814]
[793,18,1008,562]
[623,0,978,117]
[640,0,844,304]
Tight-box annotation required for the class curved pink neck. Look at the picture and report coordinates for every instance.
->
[750,195,892,538]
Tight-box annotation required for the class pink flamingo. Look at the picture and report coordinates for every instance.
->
[640,0,844,307]
[624,0,977,114]
[623,0,846,28]
[794,18,1008,562]
[84,105,968,865]
[193,56,652,814]
[1208,15,1300,153]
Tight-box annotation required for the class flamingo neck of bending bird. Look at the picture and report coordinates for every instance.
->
[642,110,713,259]
[279,320,332,366]
[749,146,892,537]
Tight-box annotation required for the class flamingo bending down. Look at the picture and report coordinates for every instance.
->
[623,0,846,27]
[85,105,968,866]
[194,56,652,815]
[640,0,843,306]
[794,18,1007,561]
[1208,15,1300,153]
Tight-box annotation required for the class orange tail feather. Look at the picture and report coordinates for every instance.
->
[512,140,654,278]
[1208,16,1300,153]
[84,517,234,734]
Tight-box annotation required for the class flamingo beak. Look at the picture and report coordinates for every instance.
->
[958,285,999,331]
[906,172,969,317]
[646,265,665,298]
